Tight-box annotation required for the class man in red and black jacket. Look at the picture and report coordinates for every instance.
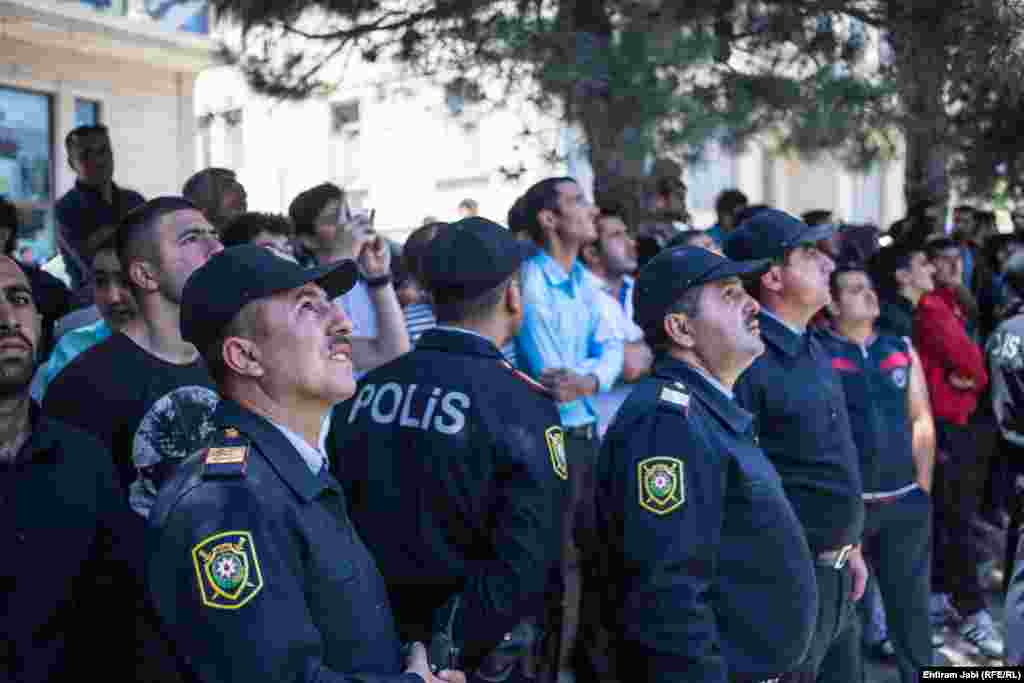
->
[913,237,1003,658]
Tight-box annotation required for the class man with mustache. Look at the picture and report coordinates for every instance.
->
[591,246,816,682]
[329,218,565,682]
[147,245,458,683]
[32,232,139,400]
[724,210,869,683]
[0,255,141,682]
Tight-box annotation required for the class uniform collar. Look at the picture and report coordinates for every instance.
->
[416,327,504,360]
[214,400,335,503]
[652,357,753,435]
[759,310,806,358]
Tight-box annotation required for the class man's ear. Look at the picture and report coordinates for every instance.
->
[663,312,695,350]
[761,265,784,294]
[128,259,158,293]
[222,337,264,378]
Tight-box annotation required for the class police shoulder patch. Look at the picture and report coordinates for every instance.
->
[202,426,250,478]
[545,426,569,481]
[658,381,690,413]
[637,456,685,515]
[192,530,264,609]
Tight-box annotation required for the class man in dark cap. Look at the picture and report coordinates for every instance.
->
[147,245,459,683]
[591,246,817,683]
[724,209,868,683]
[329,217,567,682]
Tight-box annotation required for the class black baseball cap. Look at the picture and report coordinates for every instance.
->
[723,208,839,262]
[634,245,771,330]
[422,216,536,298]
[181,244,358,351]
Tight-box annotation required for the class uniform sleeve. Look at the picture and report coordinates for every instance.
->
[455,414,567,664]
[599,408,728,683]
[148,484,420,683]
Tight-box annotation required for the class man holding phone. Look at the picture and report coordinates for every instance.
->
[289,183,410,375]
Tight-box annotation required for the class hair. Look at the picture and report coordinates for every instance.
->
[432,270,517,326]
[65,124,109,155]
[829,261,869,302]
[926,237,959,259]
[220,212,294,248]
[116,196,197,288]
[1004,250,1024,299]
[0,197,18,255]
[202,306,259,388]
[458,198,478,211]
[715,189,748,217]
[288,183,344,236]
[182,168,242,227]
[741,248,797,302]
[516,177,576,244]
[665,229,711,251]
[869,242,924,296]
[402,222,446,288]
[643,286,703,353]
[802,210,833,227]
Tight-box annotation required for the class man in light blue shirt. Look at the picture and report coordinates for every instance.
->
[510,176,624,681]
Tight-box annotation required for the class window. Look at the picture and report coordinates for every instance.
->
[0,86,52,203]
[329,100,361,186]
[74,98,101,127]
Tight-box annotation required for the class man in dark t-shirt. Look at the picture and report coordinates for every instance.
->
[44,197,224,519]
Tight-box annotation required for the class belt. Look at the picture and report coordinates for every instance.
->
[815,544,854,570]
[564,424,597,440]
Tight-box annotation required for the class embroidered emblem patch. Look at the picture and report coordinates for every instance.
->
[638,456,685,515]
[545,426,569,481]
[891,367,908,389]
[192,531,263,609]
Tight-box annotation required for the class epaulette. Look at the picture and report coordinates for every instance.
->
[202,426,250,479]
[501,360,554,398]
[657,380,690,415]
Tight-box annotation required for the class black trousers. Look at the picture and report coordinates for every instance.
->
[862,489,934,683]
[931,420,989,616]
[780,562,861,683]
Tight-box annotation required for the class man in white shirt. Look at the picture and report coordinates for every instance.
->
[580,208,653,436]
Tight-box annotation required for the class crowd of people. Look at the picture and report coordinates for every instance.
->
[4,121,1024,683]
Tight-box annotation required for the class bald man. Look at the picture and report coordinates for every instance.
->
[0,255,141,682]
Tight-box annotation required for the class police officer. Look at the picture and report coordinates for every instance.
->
[819,263,934,682]
[592,246,818,683]
[724,210,869,683]
[146,245,456,683]
[328,217,566,681]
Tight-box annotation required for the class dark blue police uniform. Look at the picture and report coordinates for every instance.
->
[820,331,933,681]
[147,400,419,683]
[594,359,817,683]
[329,327,566,674]
[734,312,864,682]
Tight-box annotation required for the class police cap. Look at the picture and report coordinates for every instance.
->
[634,245,770,330]
[723,207,839,262]
[422,216,536,298]
[181,244,358,351]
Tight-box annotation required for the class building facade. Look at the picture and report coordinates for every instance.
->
[0,0,213,264]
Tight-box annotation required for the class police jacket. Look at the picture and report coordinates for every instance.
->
[1,404,141,683]
[594,359,817,683]
[734,312,864,553]
[147,400,418,683]
[820,332,916,495]
[328,327,566,667]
